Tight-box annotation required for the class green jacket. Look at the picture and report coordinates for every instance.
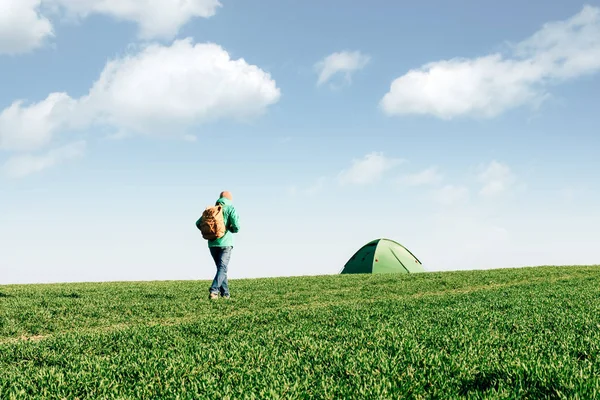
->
[196,197,240,248]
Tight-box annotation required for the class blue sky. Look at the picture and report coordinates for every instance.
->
[1,0,599,284]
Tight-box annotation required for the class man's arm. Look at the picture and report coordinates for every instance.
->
[195,216,202,230]
[227,207,240,233]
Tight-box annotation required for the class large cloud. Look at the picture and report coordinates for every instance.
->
[0,38,280,175]
[0,0,221,54]
[380,5,600,119]
[0,0,54,54]
[47,0,222,39]
[79,38,281,136]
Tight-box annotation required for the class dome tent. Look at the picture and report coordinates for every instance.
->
[340,238,425,274]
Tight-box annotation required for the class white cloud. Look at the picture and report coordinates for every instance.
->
[79,38,281,136]
[315,50,370,86]
[0,0,54,54]
[338,152,402,185]
[2,140,85,178]
[0,38,280,160]
[0,0,221,55]
[0,93,76,151]
[421,209,513,271]
[381,5,600,119]
[286,185,298,197]
[46,0,221,39]
[560,185,589,203]
[477,161,516,197]
[306,176,327,196]
[433,185,469,206]
[399,166,443,186]
[288,176,327,197]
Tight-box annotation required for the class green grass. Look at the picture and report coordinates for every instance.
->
[1,265,600,399]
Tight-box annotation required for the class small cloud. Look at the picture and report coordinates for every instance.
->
[0,93,76,152]
[305,176,327,196]
[434,185,470,206]
[315,50,370,87]
[287,185,298,197]
[338,152,403,185]
[2,140,86,178]
[399,166,443,186]
[287,176,327,197]
[560,185,587,202]
[477,161,516,197]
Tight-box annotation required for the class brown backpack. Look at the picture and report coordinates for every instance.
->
[199,204,226,240]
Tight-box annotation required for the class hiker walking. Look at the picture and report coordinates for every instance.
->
[196,191,241,300]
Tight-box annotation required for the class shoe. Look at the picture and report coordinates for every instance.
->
[209,292,218,300]
[221,294,230,299]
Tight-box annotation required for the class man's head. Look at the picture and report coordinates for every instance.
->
[220,191,233,201]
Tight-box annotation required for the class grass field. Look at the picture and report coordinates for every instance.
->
[1,265,600,399]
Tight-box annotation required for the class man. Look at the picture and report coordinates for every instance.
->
[196,191,240,300]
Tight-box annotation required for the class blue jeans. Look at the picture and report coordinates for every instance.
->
[209,246,232,296]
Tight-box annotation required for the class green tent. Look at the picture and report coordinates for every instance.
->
[340,238,425,274]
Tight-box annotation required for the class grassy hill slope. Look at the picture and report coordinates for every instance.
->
[1,265,600,399]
